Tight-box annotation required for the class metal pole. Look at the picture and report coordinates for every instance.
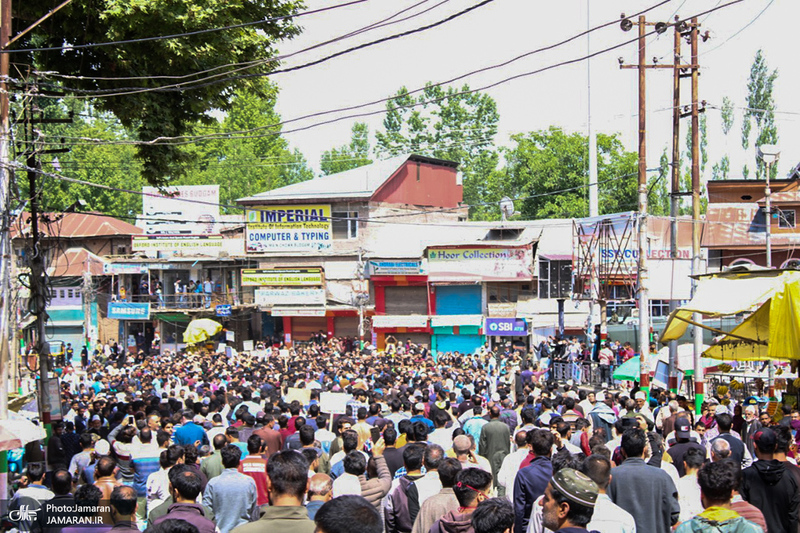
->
[668,20,681,393]
[587,0,598,218]
[0,0,12,432]
[765,159,774,396]
[24,88,53,435]
[690,17,704,414]
[636,16,651,394]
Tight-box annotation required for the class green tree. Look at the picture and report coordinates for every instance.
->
[648,150,670,216]
[375,83,500,218]
[320,123,373,176]
[174,85,313,208]
[14,0,305,184]
[15,98,145,219]
[712,96,733,181]
[741,50,779,179]
[503,127,637,220]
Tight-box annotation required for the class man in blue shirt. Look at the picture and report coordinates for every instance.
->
[173,410,208,447]
[409,402,434,432]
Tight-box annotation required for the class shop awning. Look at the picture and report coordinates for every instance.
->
[154,313,192,323]
[661,270,800,361]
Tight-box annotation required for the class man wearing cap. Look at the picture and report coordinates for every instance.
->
[608,427,679,533]
[539,468,599,533]
[667,417,707,477]
[740,427,800,533]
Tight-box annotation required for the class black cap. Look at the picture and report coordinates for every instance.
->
[675,418,691,439]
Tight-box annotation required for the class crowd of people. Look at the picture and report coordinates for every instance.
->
[6,336,800,533]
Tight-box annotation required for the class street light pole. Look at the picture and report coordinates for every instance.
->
[758,143,780,398]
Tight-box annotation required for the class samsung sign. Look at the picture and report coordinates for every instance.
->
[484,317,528,336]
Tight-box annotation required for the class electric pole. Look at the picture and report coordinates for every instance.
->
[690,17,705,414]
[667,20,682,394]
[620,15,652,393]
[620,14,703,395]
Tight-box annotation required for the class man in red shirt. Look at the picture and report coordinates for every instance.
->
[238,434,269,506]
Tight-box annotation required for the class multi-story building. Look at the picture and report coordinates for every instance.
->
[12,212,142,360]
[704,176,800,269]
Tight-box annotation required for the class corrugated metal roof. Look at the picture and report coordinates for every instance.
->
[12,212,142,239]
[237,154,410,203]
[48,248,108,278]
[237,154,457,204]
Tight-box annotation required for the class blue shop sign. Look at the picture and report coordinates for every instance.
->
[215,304,232,317]
[108,302,151,320]
[484,317,528,336]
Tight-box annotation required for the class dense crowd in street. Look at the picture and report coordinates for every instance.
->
[6,335,800,533]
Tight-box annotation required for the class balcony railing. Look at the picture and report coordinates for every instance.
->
[118,291,254,310]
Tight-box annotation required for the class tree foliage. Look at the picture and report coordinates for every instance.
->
[741,49,779,179]
[648,150,670,217]
[30,84,312,217]
[503,127,637,220]
[375,83,500,218]
[320,123,373,176]
[15,0,305,184]
[173,85,313,208]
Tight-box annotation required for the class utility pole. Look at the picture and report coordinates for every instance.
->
[635,15,651,394]
[83,256,93,367]
[620,15,703,397]
[586,0,602,362]
[668,19,682,394]
[0,0,11,499]
[690,17,705,414]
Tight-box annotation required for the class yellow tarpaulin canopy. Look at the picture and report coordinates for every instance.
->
[183,319,223,345]
[661,270,800,361]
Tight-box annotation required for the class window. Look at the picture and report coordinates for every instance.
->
[779,209,796,228]
[67,289,73,298]
[649,299,672,318]
[332,211,359,239]
[59,289,65,298]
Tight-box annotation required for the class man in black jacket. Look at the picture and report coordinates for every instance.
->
[740,427,800,533]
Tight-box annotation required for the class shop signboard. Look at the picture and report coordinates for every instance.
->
[38,378,62,422]
[108,302,151,320]
[245,204,332,252]
[485,317,528,336]
[241,268,323,287]
[368,260,423,276]
[272,307,326,317]
[371,315,429,329]
[215,305,232,317]
[255,288,326,307]
[132,235,223,251]
[427,246,534,281]
[103,263,148,275]
[142,185,220,236]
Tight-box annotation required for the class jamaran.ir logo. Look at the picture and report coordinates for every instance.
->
[9,504,38,522]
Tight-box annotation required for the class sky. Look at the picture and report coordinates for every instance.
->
[270,0,797,183]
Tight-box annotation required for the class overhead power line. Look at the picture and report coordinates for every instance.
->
[6,159,659,228]
[33,0,445,83]
[2,0,370,54]
[20,0,743,150]
[25,0,498,98]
